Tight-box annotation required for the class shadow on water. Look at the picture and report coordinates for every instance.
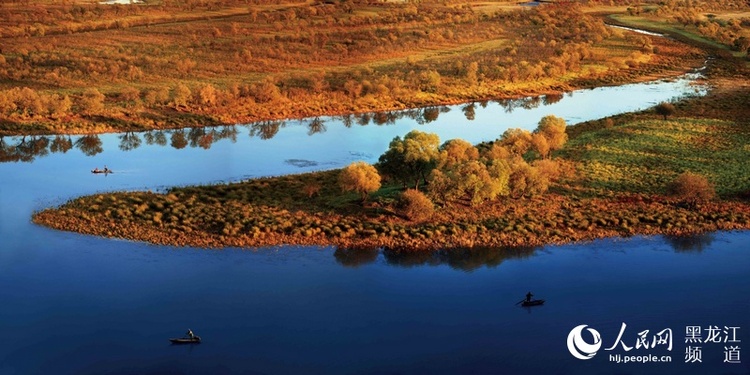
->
[334,246,538,272]
[664,233,716,253]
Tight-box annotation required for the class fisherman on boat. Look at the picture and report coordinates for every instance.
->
[103,165,109,173]
[526,292,533,303]
[187,329,194,339]
[93,167,101,173]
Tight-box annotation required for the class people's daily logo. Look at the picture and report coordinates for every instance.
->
[567,324,602,360]
[566,323,741,365]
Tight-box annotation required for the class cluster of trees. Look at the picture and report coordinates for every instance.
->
[338,115,569,221]
[0,87,73,119]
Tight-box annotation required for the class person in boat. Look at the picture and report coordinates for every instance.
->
[103,165,109,173]
[93,167,100,173]
[526,292,533,303]
[186,329,194,339]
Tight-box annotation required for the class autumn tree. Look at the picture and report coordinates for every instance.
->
[499,128,532,156]
[172,84,192,107]
[667,172,715,204]
[534,115,567,152]
[655,102,676,120]
[530,132,550,159]
[508,159,549,198]
[79,88,105,114]
[429,159,510,206]
[378,130,440,190]
[437,138,479,169]
[197,84,217,107]
[339,161,381,202]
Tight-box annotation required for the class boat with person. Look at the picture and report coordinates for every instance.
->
[170,329,200,344]
[169,336,201,344]
[91,166,113,174]
[517,291,545,307]
[521,299,545,307]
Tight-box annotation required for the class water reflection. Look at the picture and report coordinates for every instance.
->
[0,93,578,163]
[0,70,708,163]
[75,134,103,156]
[118,132,142,152]
[664,233,716,253]
[333,247,380,267]
[249,120,285,140]
[461,103,476,121]
[333,246,537,272]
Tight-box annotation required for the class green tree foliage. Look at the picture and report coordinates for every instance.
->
[655,102,676,120]
[339,161,382,202]
[396,189,434,222]
[667,172,715,204]
[377,130,440,190]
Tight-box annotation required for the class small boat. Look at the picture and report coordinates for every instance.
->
[521,299,545,307]
[91,168,113,174]
[170,336,201,344]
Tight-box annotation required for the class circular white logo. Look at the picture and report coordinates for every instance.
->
[567,324,602,360]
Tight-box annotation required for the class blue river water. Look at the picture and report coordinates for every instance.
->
[1,72,748,374]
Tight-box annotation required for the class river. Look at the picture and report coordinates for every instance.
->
[1,70,748,375]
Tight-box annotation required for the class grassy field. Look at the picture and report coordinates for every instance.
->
[563,118,750,197]
[0,0,707,135]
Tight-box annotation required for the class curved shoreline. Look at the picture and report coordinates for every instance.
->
[32,188,750,251]
[28,14,750,251]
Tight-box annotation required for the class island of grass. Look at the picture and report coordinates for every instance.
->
[33,92,750,251]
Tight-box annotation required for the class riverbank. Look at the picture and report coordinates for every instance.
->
[0,3,705,136]
[32,79,750,251]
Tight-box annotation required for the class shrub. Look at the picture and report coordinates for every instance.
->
[397,189,434,222]
[667,172,715,204]
[301,182,321,198]
[655,102,676,120]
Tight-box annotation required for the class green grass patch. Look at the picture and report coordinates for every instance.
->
[562,118,750,196]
